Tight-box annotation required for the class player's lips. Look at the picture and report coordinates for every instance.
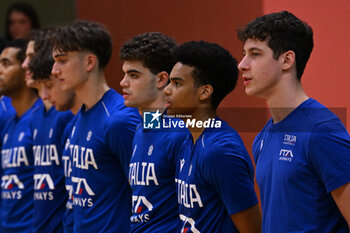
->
[122,89,131,99]
[164,98,172,108]
[242,75,252,86]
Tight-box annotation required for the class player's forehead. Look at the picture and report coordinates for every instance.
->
[122,60,150,73]
[1,47,21,62]
[26,41,35,54]
[170,62,194,80]
[243,38,269,52]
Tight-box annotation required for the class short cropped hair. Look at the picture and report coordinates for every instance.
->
[4,39,28,63]
[52,20,112,69]
[173,41,238,109]
[119,32,177,75]
[237,11,313,80]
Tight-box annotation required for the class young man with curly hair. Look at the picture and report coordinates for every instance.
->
[120,32,189,232]
[51,21,140,232]
[238,11,350,232]
[164,41,261,233]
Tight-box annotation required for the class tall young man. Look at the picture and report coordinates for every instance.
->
[30,29,82,233]
[163,41,261,233]
[28,29,75,233]
[51,20,140,232]
[238,11,350,232]
[120,32,189,232]
[0,39,40,232]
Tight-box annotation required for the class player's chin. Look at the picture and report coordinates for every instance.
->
[123,100,137,108]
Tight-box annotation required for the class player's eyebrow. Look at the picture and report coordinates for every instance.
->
[53,52,67,59]
[169,77,184,81]
[126,69,142,74]
[0,58,10,63]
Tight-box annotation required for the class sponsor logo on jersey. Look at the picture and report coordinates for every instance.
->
[71,176,95,207]
[1,174,24,199]
[34,174,55,200]
[86,130,92,141]
[279,149,294,162]
[180,214,200,233]
[283,134,297,146]
[130,195,153,223]
[180,158,185,172]
[147,145,154,156]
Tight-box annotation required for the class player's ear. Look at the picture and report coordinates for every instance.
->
[156,71,169,89]
[281,50,295,71]
[199,84,213,101]
[86,54,98,72]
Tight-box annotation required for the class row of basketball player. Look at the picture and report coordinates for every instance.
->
[0,10,349,233]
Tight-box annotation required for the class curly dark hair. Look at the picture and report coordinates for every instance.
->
[52,20,112,69]
[119,32,177,74]
[3,39,28,63]
[173,40,238,109]
[237,11,313,80]
[5,2,40,40]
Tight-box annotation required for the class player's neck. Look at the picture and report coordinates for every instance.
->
[266,80,308,123]
[189,108,216,144]
[70,96,83,115]
[75,71,110,110]
[10,87,38,117]
[139,95,166,116]
[43,99,52,111]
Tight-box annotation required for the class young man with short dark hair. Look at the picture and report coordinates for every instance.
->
[0,39,41,232]
[120,32,189,232]
[164,41,261,233]
[238,11,350,232]
[30,27,82,233]
[51,20,140,232]
[28,28,76,233]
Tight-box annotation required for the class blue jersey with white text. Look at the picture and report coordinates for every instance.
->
[31,105,74,233]
[69,89,140,233]
[61,116,78,233]
[253,98,350,233]
[1,98,41,232]
[129,115,189,233]
[177,117,258,233]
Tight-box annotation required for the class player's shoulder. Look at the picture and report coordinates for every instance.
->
[201,118,249,160]
[299,98,340,126]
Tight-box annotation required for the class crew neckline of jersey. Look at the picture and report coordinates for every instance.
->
[270,98,314,127]
[80,89,114,116]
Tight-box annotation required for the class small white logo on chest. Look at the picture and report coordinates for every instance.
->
[147,145,154,156]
